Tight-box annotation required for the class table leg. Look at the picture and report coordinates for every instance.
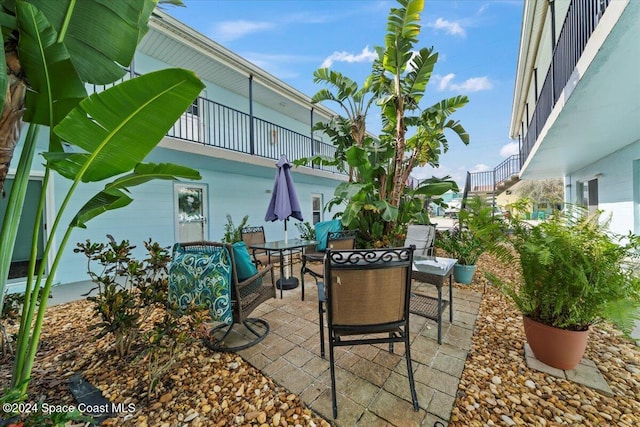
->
[437,286,442,345]
[449,274,453,323]
[280,250,284,299]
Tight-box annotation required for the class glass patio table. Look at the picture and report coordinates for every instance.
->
[250,239,318,299]
[410,256,457,344]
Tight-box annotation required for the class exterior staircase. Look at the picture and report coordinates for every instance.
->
[462,154,521,207]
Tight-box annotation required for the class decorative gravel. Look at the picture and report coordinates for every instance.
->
[450,254,640,426]
[1,253,638,426]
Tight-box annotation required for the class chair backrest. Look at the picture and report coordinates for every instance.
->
[326,230,357,250]
[169,241,233,324]
[404,224,436,257]
[172,241,275,323]
[324,247,414,328]
[240,226,266,247]
[314,219,342,251]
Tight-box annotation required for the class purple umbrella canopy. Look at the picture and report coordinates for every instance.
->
[265,155,303,242]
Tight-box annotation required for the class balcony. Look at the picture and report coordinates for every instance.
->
[92,73,343,176]
[520,0,612,168]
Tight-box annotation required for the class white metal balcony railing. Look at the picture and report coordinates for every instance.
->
[90,70,342,175]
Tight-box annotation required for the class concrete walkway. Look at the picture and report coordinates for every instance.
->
[240,275,482,426]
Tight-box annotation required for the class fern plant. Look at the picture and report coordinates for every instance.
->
[492,206,640,334]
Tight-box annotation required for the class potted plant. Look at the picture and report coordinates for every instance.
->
[493,207,640,370]
[436,196,506,284]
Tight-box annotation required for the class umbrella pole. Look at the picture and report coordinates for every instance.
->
[276,218,299,291]
[284,219,291,278]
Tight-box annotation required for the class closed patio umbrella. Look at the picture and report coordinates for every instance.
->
[265,155,303,289]
[265,155,303,241]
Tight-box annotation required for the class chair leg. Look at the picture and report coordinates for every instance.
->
[300,258,307,301]
[329,339,338,419]
[403,328,419,411]
[319,300,325,358]
[204,318,270,352]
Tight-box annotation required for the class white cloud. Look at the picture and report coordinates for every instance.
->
[427,18,466,37]
[320,46,377,68]
[212,20,274,42]
[435,73,456,91]
[243,52,318,80]
[452,76,493,92]
[433,73,493,92]
[500,142,519,157]
[470,163,492,173]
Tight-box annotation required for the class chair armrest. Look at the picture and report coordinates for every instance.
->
[303,252,324,262]
[237,263,275,291]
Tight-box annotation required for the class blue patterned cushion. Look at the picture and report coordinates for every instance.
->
[315,219,342,251]
[169,244,233,325]
[232,241,259,281]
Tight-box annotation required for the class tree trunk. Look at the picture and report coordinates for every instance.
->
[0,52,27,197]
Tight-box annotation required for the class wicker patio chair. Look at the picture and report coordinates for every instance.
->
[300,229,356,301]
[318,246,418,418]
[170,241,276,352]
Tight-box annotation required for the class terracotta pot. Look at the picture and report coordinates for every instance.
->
[523,316,589,370]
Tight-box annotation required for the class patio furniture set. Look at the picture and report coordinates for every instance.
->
[167,221,456,419]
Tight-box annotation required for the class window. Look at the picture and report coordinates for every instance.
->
[0,177,47,280]
[577,178,598,215]
[311,194,323,224]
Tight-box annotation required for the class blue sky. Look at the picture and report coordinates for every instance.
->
[167,0,524,187]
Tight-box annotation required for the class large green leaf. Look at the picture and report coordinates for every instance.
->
[16,2,86,127]
[341,201,364,227]
[25,0,157,84]
[412,180,458,197]
[105,162,201,190]
[46,68,204,183]
[73,162,201,228]
[71,188,133,228]
[403,47,437,103]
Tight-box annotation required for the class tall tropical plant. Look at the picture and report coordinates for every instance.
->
[0,0,207,399]
[305,0,469,244]
[0,0,170,311]
[370,0,469,233]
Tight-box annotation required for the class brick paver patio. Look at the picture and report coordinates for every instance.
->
[236,271,482,426]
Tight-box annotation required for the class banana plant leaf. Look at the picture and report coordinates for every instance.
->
[25,0,157,84]
[72,163,200,228]
[71,188,133,229]
[45,68,205,183]
[17,2,86,128]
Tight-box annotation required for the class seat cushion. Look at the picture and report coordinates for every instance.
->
[232,241,259,281]
[169,244,232,325]
[314,219,342,251]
